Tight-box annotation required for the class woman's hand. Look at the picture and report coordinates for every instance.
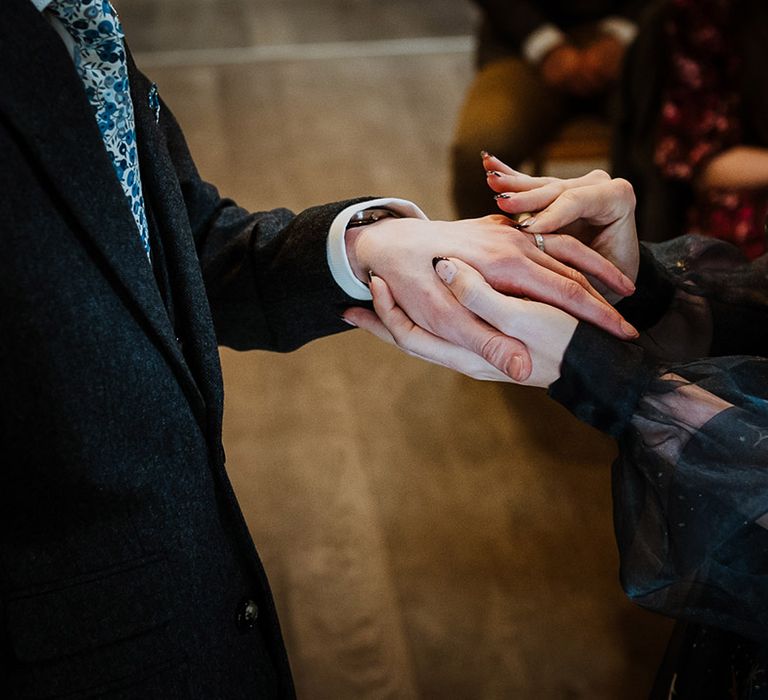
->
[344,258,578,388]
[483,154,640,302]
[346,211,636,344]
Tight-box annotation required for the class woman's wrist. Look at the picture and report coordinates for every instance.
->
[614,244,676,330]
[548,322,657,438]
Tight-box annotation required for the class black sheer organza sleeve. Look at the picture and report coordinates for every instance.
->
[549,235,768,641]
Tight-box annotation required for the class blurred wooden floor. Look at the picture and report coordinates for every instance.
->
[122,1,672,697]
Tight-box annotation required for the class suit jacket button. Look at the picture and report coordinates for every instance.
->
[236,598,259,631]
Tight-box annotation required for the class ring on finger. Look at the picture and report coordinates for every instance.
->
[533,232,546,253]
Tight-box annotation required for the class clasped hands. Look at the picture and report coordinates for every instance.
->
[540,36,625,97]
[343,156,639,388]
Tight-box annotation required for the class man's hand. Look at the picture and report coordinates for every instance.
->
[342,212,635,381]
[540,44,592,95]
[483,155,640,302]
[345,258,578,388]
[581,35,626,90]
[539,43,606,97]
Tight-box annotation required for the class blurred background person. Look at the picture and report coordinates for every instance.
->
[451,0,647,219]
[613,0,768,258]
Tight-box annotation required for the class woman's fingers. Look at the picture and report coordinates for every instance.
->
[516,179,637,232]
[481,153,560,188]
[481,152,534,178]
[343,277,525,382]
[447,258,571,338]
[343,260,585,388]
[477,154,639,299]
[433,258,579,388]
[342,307,397,346]
[482,153,610,195]
[369,271,532,380]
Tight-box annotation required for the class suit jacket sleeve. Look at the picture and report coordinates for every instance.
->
[157,98,372,353]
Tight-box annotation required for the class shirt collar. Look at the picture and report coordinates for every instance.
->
[30,0,77,60]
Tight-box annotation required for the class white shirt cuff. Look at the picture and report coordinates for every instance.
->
[326,197,428,301]
[599,17,638,46]
[522,24,567,65]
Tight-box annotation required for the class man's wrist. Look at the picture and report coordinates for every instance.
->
[346,207,400,229]
[326,198,428,300]
[345,215,403,284]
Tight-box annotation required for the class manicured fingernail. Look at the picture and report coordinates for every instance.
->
[480,150,491,158]
[367,270,376,281]
[517,216,535,228]
[494,193,511,200]
[434,259,458,284]
[339,315,357,327]
[621,319,639,338]
[486,170,502,177]
[432,256,449,269]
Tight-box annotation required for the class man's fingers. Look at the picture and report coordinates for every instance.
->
[524,262,636,339]
[490,255,637,339]
[369,274,532,381]
[521,245,610,303]
[531,233,636,297]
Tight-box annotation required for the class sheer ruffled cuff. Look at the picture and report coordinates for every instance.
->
[614,244,676,330]
[548,323,658,438]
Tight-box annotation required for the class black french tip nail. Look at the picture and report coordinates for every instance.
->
[432,256,449,269]
[480,150,489,158]
[494,193,511,200]
[486,170,502,177]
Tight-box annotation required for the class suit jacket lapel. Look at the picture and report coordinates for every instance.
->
[0,0,207,429]
[128,57,225,432]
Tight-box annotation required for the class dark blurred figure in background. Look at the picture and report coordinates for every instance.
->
[451,0,647,219]
[613,0,768,258]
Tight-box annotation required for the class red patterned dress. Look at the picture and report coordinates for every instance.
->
[653,0,768,259]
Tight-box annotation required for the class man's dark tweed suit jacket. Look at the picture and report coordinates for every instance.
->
[0,1,368,696]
